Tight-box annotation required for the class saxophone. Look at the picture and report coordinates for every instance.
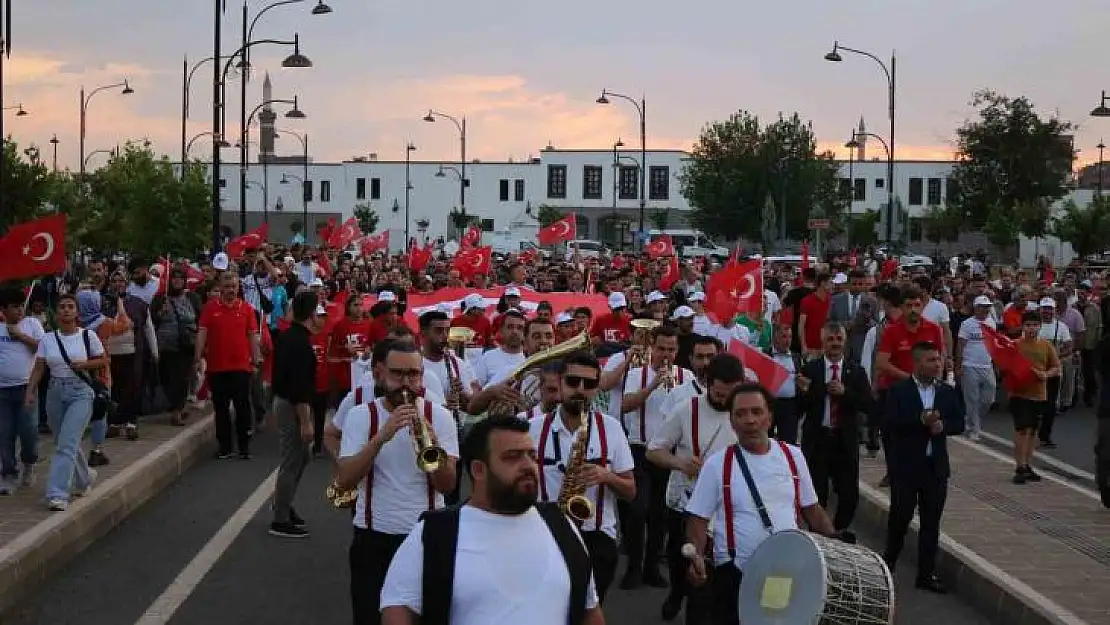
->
[557,414,595,524]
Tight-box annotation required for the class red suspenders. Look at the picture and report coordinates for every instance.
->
[354,387,364,405]
[367,401,437,515]
[691,397,701,457]
[721,440,800,559]
[537,411,610,530]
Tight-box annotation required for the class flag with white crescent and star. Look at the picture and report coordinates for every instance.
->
[537,214,575,246]
[705,259,762,323]
[0,214,68,281]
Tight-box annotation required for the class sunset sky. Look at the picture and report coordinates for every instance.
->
[3,0,1107,170]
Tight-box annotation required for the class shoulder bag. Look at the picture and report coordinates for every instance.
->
[53,330,117,422]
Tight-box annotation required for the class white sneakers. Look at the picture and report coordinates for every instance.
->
[46,467,98,512]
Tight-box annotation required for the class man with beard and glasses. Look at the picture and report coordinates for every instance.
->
[647,354,745,622]
[381,416,605,625]
[335,342,459,625]
[527,351,636,602]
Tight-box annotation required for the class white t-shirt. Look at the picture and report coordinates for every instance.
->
[473,348,525,387]
[331,372,446,432]
[126,280,159,305]
[295,261,318,284]
[425,353,479,401]
[0,317,46,387]
[35,329,106,380]
[527,410,635,539]
[338,397,460,534]
[602,350,627,419]
[622,365,695,444]
[648,395,738,511]
[764,290,782,325]
[685,441,818,570]
[1038,319,1072,351]
[957,316,996,369]
[922,298,950,328]
[380,506,599,622]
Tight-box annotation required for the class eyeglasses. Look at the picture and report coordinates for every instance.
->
[388,368,423,380]
[563,375,599,390]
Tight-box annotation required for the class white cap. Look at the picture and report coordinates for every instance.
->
[378,291,397,302]
[436,302,455,315]
[556,312,574,325]
[212,252,229,271]
[504,287,522,297]
[1039,297,1055,308]
[315,304,328,316]
[284,256,295,263]
[670,305,695,320]
[463,293,484,310]
[1081,279,1094,289]
[688,291,706,302]
[646,290,666,304]
[608,292,627,309]
[309,277,324,288]
[972,295,993,307]
[832,272,848,285]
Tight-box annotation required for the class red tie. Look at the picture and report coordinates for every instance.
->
[829,363,840,428]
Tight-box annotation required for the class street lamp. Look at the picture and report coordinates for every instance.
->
[273,127,309,236]
[2,104,26,116]
[187,130,232,155]
[1098,140,1105,195]
[239,97,305,232]
[79,80,134,177]
[280,172,307,239]
[597,88,647,246]
[422,109,467,236]
[49,134,59,172]
[181,54,237,179]
[83,148,116,171]
[436,164,461,180]
[1091,91,1110,118]
[610,138,624,247]
[405,142,417,248]
[825,41,897,242]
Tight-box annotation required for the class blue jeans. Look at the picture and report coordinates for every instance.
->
[0,384,39,477]
[45,377,96,502]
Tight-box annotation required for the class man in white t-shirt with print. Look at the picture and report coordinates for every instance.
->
[956,296,996,440]
[0,287,46,494]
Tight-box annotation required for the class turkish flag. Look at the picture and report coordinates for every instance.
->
[728,338,790,394]
[706,260,763,322]
[318,217,338,246]
[361,231,389,255]
[328,217,362,249]
[538,215,576,246]
[980,323,1038,393]
[461,224,482,249]
[645,235,674,259]
[0,215,68,281]
[408,242,434,271]
[227,223,269,259]
[183,264,205,290]
[518,248,537,264]
[659,255,680,291]
[454,246,492,279]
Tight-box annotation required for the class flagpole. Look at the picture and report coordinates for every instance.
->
[23,279,37,311]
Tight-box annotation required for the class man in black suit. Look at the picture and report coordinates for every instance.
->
[797,321,873,532]
[883,340,965,594]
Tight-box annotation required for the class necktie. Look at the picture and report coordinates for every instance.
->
[829,363,840,428]
[850,296,857,317]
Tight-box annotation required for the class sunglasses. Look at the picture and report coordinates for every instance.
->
[563,375,599,390]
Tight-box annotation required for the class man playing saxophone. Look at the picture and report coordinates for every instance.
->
[418,311,480,417]
[335,341,460,625]
[527,351,635,603]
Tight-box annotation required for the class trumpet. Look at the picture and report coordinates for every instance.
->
[406,390,446,473]
[658,357,676,391]
[627,318,660,369]
[444,328,471,425]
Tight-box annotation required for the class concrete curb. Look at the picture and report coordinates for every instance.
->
[0,415,214,618]
[855,481,1090,625]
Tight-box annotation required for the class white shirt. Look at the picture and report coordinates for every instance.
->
[338,397,460,534]
[1038,318,1072,350]
[331,371,446,432]
[602,351,627,420]
[474,348,525,387]
[922,298,950,327]
[622,364,695,444]
[822,357,846,427]
[527,409,635,540]
[295,261,318,284]
[764,290,782,325]
[126,280,159,304]
[0,317,46,387]
[648,395,738,511]
[424,352,479,401]
[685,441,818,570]
[957,316,996,369]
[861,325,879,383]
[380,506,599,622]
[36,329,106,379]
[916,378,937,456]
[661,378,705,417]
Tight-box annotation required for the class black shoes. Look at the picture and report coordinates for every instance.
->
[660,595,682,621]
[268,522,309,538]
[915,573,948,594]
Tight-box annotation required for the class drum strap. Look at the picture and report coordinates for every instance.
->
[722,441,802,559]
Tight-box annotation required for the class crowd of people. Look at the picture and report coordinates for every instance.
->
[1,240,1106,625]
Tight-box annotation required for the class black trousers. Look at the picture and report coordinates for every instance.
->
[349,528,407,625]
[665,509,713,624]
[802,427,860,530]
[622,444,669,574]
[159,350,191,412]
[710,564,742,625]
[311,390,329,454]
[109,353,141,426]
[209,370,252,454]
[583,531,620,603]
[884,470,947,577]
[771,397,799,444]
[1039,376,1061,443]
[1082,349,1099,406]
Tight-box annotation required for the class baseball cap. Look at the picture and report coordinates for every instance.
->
[378,291,397,302]
[646,290,666,304]
[463,293,484,310]
[1038,297,1055,308]
[211,252,229,271]
[972,295,993,307]
[832,272,848,285]
[688,291,706,302]
[670,305,695,320]
[608,292,627,309]
[505,287,522,297]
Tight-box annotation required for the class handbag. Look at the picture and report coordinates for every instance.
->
[53,330,117,422]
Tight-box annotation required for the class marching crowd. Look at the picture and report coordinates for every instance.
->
[1,238,1106,625]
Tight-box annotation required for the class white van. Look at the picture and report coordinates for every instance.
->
[648,229,730,260]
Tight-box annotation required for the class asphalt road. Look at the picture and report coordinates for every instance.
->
[979,404,1098,477]
[9,428,993,625]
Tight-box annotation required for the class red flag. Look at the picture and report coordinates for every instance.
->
[318,217,338,246]
[226,223,269,259]
[1044,264,1056,285]
[518,248,537,264]
[408,242,433,271]
[183,264,205,290]
[317,252,333,278]
[728,338,790,393]
[537,215,576,246]
[461,224,482,249]
[849,249,859,268]
[658,255,680,291]
[0,215,68,281]
[611,254,625,270]
[454,246,492,279]
[361,231,389,255]
[327,217,362,249]
[706,260,762,322]
[645,235,674,259]
[980,323,1038,393]
[155,257,172,296]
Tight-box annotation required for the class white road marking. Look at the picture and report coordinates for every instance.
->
[133,468,279,625]
[950,436,1102,502]
[975,430,1098,481]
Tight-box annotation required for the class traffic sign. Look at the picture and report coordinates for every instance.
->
[807,218,831,230]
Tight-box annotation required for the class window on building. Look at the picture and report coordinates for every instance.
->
[514,179,525,201]
[853,178,866,201]
[927,178,942,205]
[649,166,670,200]
[583,166,603,199]
[303,180,312,202]
[481,218,495,232]
[356,177,366,200]
[875,178,885,189]
[321,180,331,202]
[547,165,567,199]
[219,178,227,188]
[619,166,639,200]
[908,177,924,205]
[370,178,381,200]
[839,178,852,200]
[499,179,510,201]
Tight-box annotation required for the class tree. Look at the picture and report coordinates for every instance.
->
[536,204,566,228]
[921,205,962,244]
[0,139,62,233]
[679,111,846,243]
[946,90,1075,245]
[847,209,880,247]
[1051,195,1110,259]
[353,203,379,233]
[649,210,670,230]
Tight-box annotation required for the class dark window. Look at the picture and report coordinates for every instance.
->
[649,166,670,200]
[875,178,884,188]
[499,179,510,201]
[853,178,866,201]
[356,177,366,200]
[619,166,639,200]
[321,180,331,202]
[218,178,227,188]
[908,177,924,205]
[547,165,567,198]
[514,179,525,201]
[303,180,312,202]
[945,177,959,202]
[583,166,603,199]
[909,217,923,242]
[370,178,381,200]
[839,178,852,200]
[926,178,942,205]
[481,218,494,232]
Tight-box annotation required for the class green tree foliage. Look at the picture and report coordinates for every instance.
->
[921,205,962,244]
[649,210,670,230]
[947,90,1075,245]
[1051,195,1110,259]
[679,111,846,243]
[0,139,60,232]
[353,202,380,233]
[536,204,565,228]
[846,209,880,247]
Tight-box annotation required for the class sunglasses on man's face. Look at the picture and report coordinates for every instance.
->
[563,375,599,390]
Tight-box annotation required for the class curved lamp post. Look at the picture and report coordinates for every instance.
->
[274,127,309,237]
[596,89,646,246]
[79,80,133,176]
[423,110,467,236]
[237,97,305,232]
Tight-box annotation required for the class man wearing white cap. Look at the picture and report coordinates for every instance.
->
[831,272,848,295]
[1036,297,1071,448]
[956,296,998,441]
[644,290,668,323]
[590,292,633,351]
[450,293,492,364]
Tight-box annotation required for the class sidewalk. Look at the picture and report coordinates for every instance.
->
[0,412,214,617]
[855,434,1110,625]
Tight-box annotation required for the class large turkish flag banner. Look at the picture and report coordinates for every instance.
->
[0,214,68,281]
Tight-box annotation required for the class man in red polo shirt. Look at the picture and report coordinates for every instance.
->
[799,273,833,358]
[195,271,263,459]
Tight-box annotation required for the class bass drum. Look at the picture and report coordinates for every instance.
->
[737,530,894,624]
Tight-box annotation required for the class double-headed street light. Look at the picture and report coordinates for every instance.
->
[273,127,309,237]
[596,89,647,246]
[79,80,134,177]
[2,104,26,116]
[422,110,467,235]
[238,96,305,232]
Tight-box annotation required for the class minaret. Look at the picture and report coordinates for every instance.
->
[258,72,277,162]
[856,116,867,161]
